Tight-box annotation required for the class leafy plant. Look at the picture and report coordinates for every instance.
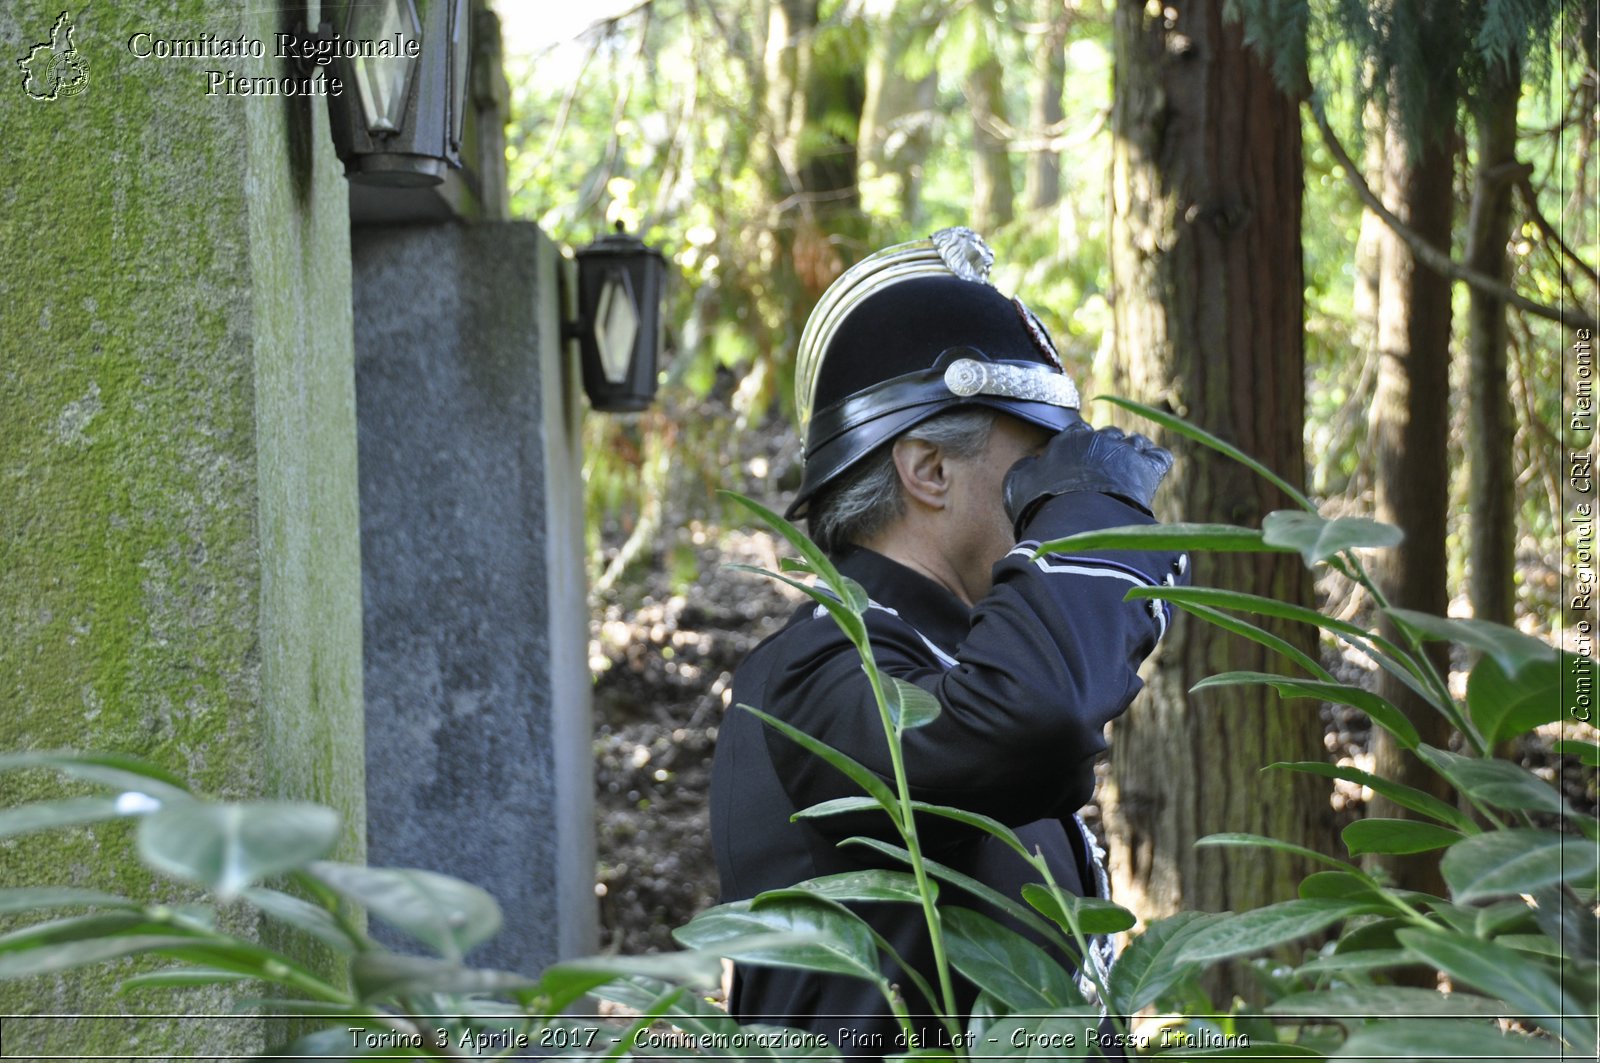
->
[2,401,1595,1059]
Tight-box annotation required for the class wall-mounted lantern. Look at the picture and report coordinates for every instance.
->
[322,0,471,186]
[568,225,667,412]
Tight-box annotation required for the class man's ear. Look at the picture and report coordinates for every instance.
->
[891,436,950,510]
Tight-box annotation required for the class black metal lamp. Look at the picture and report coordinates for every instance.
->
[569,225,668,412]
[323,0,470,186]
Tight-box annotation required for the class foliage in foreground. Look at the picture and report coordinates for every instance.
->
[1,403,1597,1059]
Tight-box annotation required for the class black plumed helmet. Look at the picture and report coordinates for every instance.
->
[787,227,1082,519]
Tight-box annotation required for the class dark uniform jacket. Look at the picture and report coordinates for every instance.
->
[709,491,1186,1057]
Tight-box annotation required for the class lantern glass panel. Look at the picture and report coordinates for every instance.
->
[348,0,422,134]
[594,269,640,385]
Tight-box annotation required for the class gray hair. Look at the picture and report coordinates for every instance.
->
[806,407,998,555]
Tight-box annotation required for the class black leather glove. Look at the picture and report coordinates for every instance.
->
[1004,422,1175,532]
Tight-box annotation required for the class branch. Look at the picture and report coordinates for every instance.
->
[1515,172,1600,289]
[1308,101,1598,333]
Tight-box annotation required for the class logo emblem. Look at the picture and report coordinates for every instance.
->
[18,11,89,101]
[1013,298,1064,370]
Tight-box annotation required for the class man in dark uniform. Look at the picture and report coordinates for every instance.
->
[709,228,1187,1055]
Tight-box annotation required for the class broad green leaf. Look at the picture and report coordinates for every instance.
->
[0,888,136,915]
[1416,746,1575,816]
[1173,602,1332,680]
[533,952,724,1012]
[1468,653,1566,746]
[1260,510,1403,565]
[1498,933,1567,958]
[0,751,191,800]
[1554,739,1600,766]
[1333,1019,1563,1060]
[1266,761,1475,831]
[139,802,340,899]
[1019,885,1136,936]
[673,900,883,985]
[0,796,155,840]
[308,862,501,961]
[1036,523,1292,556]
[1384,610,1556,679]
[1096,396,1315,511]
[792,796,892,822]
[1107,911,1224,1014]
[1174,900,1371,963]
[841,837,1062,945]
[941,906,1084,1011]
[0,934,198,978]
[0,912,185,954]
[774,870,929,907]
[1441,829,1600,902]
[1192,672,1419,750]
[1394,928,1592,1046]
[740,704,898,809]
[979,1011,1101,1060]
[1531,885,1598,964]
[241,887,358,954]
[349,951,536,1001]
[117,966,257,992]
[887,677,942,730]
[1125,585,1373,641]
[1297,871,1389,904]
[1292,948,1416,976]
[1269,986,1512,1017]
[1195,832,1356,872]
[1341,818,1462,856]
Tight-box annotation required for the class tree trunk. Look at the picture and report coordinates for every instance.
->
[859,3,936,225]
[967,53,1014,231]
[1104,0,1336,989]
[1465,59,1522,628]
[1023,4,1070,213]
[1367,111,1455,900]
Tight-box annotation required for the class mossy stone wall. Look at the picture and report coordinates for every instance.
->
[0,2,365,1054]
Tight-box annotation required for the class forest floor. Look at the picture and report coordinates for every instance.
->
[587,410,1597,957]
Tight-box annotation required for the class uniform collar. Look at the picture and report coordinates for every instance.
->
[831,545,972,654]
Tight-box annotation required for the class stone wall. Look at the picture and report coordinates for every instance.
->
[0,2,365,1054]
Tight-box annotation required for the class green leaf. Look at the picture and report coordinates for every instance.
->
[1468,653,1567,746]
[1555,738,1600,765]
[726,564,868,647]
[1174,900,1371,963]
[1441,829,1600,902]
[0,796,155,840]
[1266,761,1475,831]
[941,906,1083,1011]
[1096,396,1315,511]
[1297,871,1390,904]
[241,888,358,954]
[139,802,340,900]
[1019,885,1136,936]
[1270,985,1514,1017]
[0,935,199,978]
[792,796,890,821]
[771,870,930,907]
[887,677,942,730]
[349,951,535,1001]
[720,492,862,611]
[533,952,725,1013]
[1333,1019,1564,1060]
[1172,603,1332,680]
[1416,746,1575,816]
[1260,511,1403,565]
[117,966,258,992]
[1292,949,1417,977]
[1125,585,1373,641]
[1394,928,1591,1045]
[673,899,884,985]
[1107,912,1224,1014]
[1341,818,1463,856]
[1036,523,1292,556]
[0,751,191,800]
[740,704,898,809]
[1192,672,1419,750]
[1195,832,1357,872]
[905,802,1034,861]
[0,888,137,915]
[1384,610,1557,678]
[308,862,502,961]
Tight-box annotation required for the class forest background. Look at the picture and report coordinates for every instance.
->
[500,0,1598,960]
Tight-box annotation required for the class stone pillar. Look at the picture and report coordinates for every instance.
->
[0,1,365,1056]
[352,222,596,973]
